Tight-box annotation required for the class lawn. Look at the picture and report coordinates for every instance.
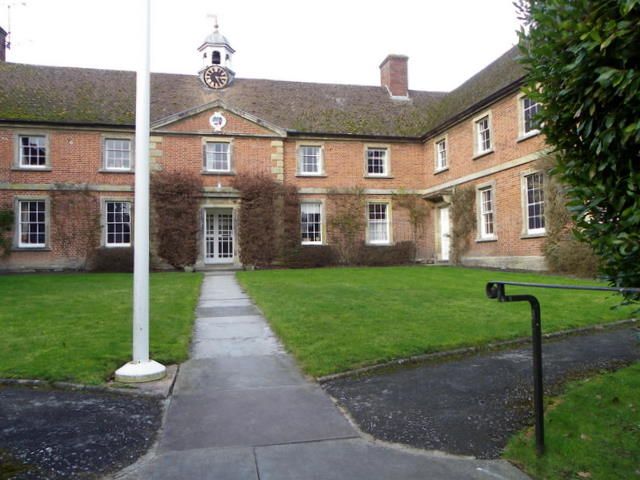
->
[0,272,202,384]
[504,362,640,479]
[237,266,636,377]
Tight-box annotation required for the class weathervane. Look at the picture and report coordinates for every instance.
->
[207,13,219,32]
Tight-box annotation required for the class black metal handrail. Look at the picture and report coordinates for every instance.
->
[485,281,639,456]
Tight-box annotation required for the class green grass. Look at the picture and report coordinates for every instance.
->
[504,362,640,479]
[0,272,202,384]
[237,266,635,377]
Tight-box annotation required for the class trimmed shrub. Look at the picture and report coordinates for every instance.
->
[151,171,202,269]
[355,241,416,266]
[89,247,134,273]
[232,174,301,267]
[0,208,14,258]
[283,245,338,268]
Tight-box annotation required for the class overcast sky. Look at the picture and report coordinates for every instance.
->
[1,0,522,92]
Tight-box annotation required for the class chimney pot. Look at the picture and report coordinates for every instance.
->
[379,54,409,98]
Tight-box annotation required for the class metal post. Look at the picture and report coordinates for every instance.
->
[486,280,640,456]
[486,283,544,455]
[115,0,165,383]
[529,296,544,456]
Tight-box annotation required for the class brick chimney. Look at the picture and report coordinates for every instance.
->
[0,26,7,62]
[379,54,409,98]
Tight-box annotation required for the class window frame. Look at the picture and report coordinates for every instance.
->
[476,183,497,241]
[297,143,324,176]
[522,171,546,236]
[472,111,493,158]
[15,133,49,170]
[364,145,390,178]
[434,136,448,172]
[103,199,133,248]
[14,196,50,249]
[300,201,324,245]
[518,93,542,140]
[102,136,134,172]
[366,201,391,245]
[203,140,233,173]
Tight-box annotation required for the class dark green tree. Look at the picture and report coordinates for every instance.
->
[517,0,640,297]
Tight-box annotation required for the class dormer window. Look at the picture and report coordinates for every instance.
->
[212,51,221,65]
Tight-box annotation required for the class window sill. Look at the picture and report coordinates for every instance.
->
[434,167,449,175]
[12,247,51,252]
[301,242,325,246]
[99,169,134,174]
[517,130,540,143]
[365,242,392,247]
[296,174,327,178]
[472,149,494,160]
[11,167,52,172]
[104,244,132,248]
[521,232,546,239]
[201,171,236,176]
[476,237,498,243]
[364,175,394,179]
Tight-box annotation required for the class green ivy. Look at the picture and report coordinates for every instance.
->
[517,0,640,299]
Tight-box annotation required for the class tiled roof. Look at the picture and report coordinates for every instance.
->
[421,46,526,136]
[0,45,525,138]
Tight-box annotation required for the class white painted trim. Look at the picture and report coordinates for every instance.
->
[151,99,287,137]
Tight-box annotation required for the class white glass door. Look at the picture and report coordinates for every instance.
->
[439,206,450,262]
[205,209,234,264]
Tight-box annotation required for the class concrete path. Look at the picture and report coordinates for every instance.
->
[116,272,528,480]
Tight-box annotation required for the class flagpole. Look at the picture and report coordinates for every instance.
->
[115,0,165,383]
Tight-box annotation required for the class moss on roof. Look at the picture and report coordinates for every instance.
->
[0,46,525,137]
[421,46,526,136]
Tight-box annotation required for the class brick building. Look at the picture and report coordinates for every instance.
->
[0,22,549,272]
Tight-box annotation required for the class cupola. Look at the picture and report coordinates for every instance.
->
[198,16,235,71]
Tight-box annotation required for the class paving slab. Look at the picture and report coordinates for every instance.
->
[196,314,264,325]
[116,447,258,480]
[256,438,529,480]
[157,385,357,452]
[193,321,271,340]
[198,298,253,308]
[174,356,306,395]
[197,305,261,317]
[191,336,284,358]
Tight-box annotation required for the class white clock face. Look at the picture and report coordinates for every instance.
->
[203,65,229,89]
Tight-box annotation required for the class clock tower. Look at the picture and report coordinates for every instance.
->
[198,17,235,89]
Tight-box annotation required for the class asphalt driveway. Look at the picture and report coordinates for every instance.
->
[0,386,162,479]
[323,326,639,459]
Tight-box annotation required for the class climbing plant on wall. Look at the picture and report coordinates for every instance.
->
[450,186,476,264]
[151,171,203,269]
[0,207,14,258]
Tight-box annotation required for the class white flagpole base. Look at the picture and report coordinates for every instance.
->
[115,360,166,383]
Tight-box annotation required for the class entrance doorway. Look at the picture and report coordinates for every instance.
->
[204,209,234,264]
[439,206,450,262]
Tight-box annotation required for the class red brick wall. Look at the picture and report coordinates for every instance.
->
[421,92,549,268]
[285,140,426,190]
[0,89,550,271]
